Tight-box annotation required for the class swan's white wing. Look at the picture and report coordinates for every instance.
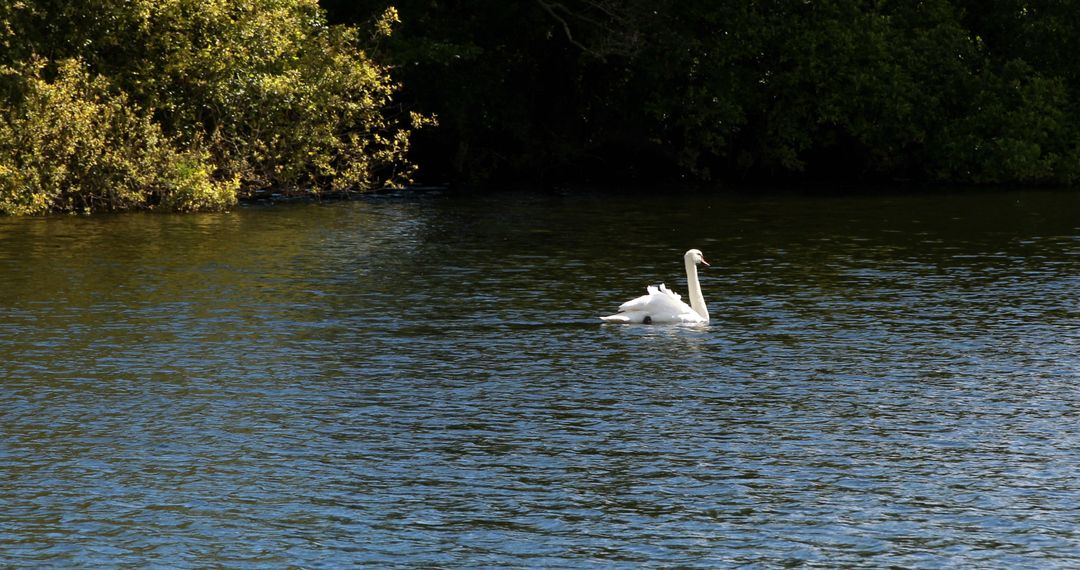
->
[617,284,681,312]
[602,283,701,323]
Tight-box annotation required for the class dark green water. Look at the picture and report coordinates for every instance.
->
[1,188,1078,568]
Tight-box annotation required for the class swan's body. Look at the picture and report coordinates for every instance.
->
[600,249,710,324]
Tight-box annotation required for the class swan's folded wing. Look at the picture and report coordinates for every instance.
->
[657,284,682,301]
[616,283,684,313]
[615,293,651,313]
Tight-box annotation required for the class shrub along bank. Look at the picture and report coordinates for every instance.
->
[0,1,423,214]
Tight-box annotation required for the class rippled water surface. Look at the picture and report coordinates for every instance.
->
[2,188,1079,568]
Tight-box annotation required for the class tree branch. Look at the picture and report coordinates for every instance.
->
[535,0,609,62]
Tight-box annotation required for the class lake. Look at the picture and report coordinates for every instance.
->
[1,187,1078,568]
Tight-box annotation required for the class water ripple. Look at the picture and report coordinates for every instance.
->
[1,189,1078,567]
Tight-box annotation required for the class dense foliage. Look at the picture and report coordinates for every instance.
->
[0,1,420,214]
[323,0,1080,186]
[4,0,1078,212]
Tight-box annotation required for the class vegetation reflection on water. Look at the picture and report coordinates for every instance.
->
[1,188,1078,568]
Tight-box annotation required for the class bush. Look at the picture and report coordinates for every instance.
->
[0,59,234,215]
[0,2,420,215]
[115,2,423,194]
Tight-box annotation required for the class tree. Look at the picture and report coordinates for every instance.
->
[322,0,1080,187]
[0,1,422,214]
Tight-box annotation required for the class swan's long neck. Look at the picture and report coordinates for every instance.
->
[685,258,709,321]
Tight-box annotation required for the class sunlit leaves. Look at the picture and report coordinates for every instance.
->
[0,59,237,214]
[0,1,419,214]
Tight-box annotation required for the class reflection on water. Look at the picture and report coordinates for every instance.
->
[1,188,1078,567]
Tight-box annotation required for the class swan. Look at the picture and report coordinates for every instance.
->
[600,249,710,324]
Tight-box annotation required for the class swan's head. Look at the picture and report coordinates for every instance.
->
[685,249,710,267]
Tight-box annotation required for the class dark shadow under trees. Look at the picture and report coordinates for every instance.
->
[323,0,1080,188]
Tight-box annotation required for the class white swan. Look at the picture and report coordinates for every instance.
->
[600,249,710,324]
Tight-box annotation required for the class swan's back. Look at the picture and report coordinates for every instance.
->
[601,283,704,324]
[617,284,681,312]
